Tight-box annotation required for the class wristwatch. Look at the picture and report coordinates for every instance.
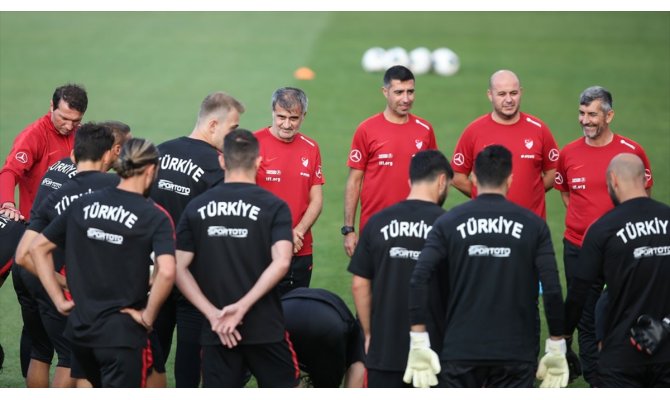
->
[341,225,355,235]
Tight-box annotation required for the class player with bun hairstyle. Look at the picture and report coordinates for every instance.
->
[29,138,176,387]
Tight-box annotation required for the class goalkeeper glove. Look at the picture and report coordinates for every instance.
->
[536,338,569,388]
[402,331,441,388]
[630,315,670,356]
[565,337,581,383]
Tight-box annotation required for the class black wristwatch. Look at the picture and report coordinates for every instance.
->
[341,225,355,235]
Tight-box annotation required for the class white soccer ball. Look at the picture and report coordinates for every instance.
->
[361,47,387,72]
[432,47,460,76]
[408,47,432,75]
[383,46,410,69]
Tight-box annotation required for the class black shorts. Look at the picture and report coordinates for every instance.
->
[153,289,178,361]
[277,255,313,297]
[71,337,161,380]
[36,298,71,368]
[438,361,536,388]
[148,330,166,373]
[70,343,146,388]
[12,264,54,367]
[175,295,203,386]
[201,334,299,388]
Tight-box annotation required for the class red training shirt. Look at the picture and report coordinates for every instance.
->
[0,113,75,220]
[347,113,437,230]
[255,127,325,256]
[451,112,559,219]
[554,133,653,247]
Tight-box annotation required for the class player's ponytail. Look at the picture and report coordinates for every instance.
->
[115,138,159,178]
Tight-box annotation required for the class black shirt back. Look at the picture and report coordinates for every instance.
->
[177,182,293,345]
[150,137,224,223]
[29,171,120,233]
[28,171,120,274]
[348,199,445,371]
[42,187,175,348]
[30,157,77,220]
[568,197,670,366]
[409,194,564,363]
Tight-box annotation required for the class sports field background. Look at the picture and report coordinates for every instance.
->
[1,12,668,388]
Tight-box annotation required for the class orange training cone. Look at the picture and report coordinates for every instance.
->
[294,67,315,80]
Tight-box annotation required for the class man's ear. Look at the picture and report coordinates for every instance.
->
[101,149,113,171]
[218,153,225,170]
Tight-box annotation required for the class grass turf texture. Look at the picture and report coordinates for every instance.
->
[1,11,668,388]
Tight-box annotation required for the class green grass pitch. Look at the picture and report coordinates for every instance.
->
[1,11,668,388]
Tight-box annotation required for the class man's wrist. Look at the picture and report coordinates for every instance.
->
[545,338,567,354]
[341,225,355,235]
[409,331,431,348]
[1,201,16,209]
[140,311,154,331]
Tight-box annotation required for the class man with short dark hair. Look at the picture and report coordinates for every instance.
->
[175,129,298,387]
[1,84,88,221]
[406,145,566,388]
[343,65,438,257]
[348,149,453,387]
[15,122,119,387]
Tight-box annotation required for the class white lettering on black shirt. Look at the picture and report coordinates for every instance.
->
[157,179,191,196]
[87,227,124,245]
[633,246,670,258]
[196,200,260,221]
[48,160,77,177]
[380,219,432,240]
[389,247,421,260]
[456,216,524,239]
[41,178,62,190]
[615,218,669,244]
[468,245,511,257]
[55,189,93,215]
[207,226,249,238]
[159,154,205,182]
[82,202,139,228]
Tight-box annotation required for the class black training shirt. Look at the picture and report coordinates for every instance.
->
[409,194,564,363]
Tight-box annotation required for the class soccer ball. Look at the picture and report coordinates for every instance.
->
[361,47,387,72]
[383,47,410,69]
[432,47,460,76]
[408,47,432,75]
